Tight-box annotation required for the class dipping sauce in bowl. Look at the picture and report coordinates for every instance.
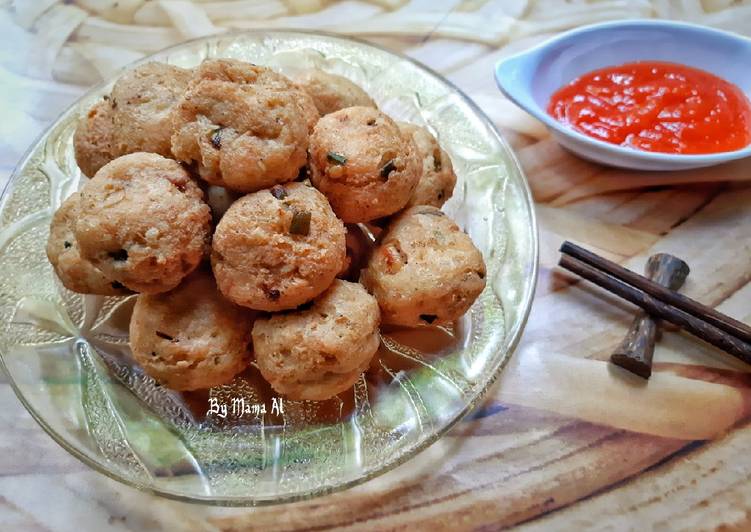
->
[548,61,751,155]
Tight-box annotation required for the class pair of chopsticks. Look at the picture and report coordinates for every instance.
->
[558,241,751,366]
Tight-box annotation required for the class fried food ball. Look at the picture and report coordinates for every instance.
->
[398,122,456,208]
[253,280,380,400]
[293,69,376,116]
[294,84,321,133]
[170,59,317,193]
[75,152,211,294]
[129,269,254,391]
[111,62,192,157]
[46,193,131,296]
[309,106,421,223]
[361,206,486,326]
[73,99,117,178]
[212,182,346,311]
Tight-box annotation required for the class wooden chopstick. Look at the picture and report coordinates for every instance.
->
[560,241,751,344]
[558,253,751,365]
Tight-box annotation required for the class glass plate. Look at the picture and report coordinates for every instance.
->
[0,30,538,505]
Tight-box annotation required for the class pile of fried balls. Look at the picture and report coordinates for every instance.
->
[46,58,486,401]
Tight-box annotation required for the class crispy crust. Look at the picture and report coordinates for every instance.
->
[46,193,131,295]
[211,182,346,311]
[76,153,211,294]
[309,106,421,222]
[130,269,255,391]
[398,122,456,208]
[253,280,380,400]
[361,206,486,326]
[170,59,317,192]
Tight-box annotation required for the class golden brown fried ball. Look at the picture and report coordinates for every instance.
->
[361,206,486,326]
[170,59,317,193]
[111,62,192,157]
[73,99,117,178]
[46,193,130,296]
[211,182,346,311]
[309,106,421,223]
[130,269,254,391]
[293,69,376,116]
[398,122,456,208]
[75,153,211,294]
[253,280,380,400]
[294,83,321,133]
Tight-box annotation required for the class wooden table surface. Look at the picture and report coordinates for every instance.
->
[2,1,751,530]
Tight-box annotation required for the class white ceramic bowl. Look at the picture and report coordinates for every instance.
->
[495,20,751,171]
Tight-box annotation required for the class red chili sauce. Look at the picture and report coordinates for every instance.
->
[547,61,751,154]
